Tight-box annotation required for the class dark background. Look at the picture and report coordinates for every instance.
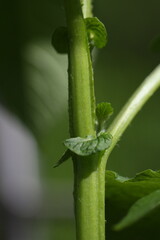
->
[0,0,159,239]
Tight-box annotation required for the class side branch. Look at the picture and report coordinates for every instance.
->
[81,0,93,18]
[104,65,160,159]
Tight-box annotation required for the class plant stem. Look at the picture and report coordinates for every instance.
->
[81,0,93,18]
[65,0,160,238]
[65,0,106,239]
[103,64,160,162]
[65,0,95,137]
[73,154,106,240]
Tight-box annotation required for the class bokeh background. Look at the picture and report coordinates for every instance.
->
[0,0,160,239]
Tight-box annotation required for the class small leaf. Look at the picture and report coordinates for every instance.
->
[51,26,68,54]
[96,132,112,151]
[96,102,113,131]
[53,149,71,168]
[85,17,107,49]
[64,132,112,156]
[96,102,113,123]
[114,190,160,231]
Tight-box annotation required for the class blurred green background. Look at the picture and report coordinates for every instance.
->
[0,0,159,239]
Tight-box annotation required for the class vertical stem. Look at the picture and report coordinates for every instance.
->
[73,155,106,240]
[65,0,106,239]
[65,0,95,138]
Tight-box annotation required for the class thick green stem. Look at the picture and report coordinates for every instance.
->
[65,0,106,239]
[73,155,106,240]
[65,0,95,137]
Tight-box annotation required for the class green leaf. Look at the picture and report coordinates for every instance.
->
[52,26,68,54]
[85,17,107,49]
[53,149,71,168]
[114,190,160,231]
[106,169,160,205]
[131,169,160,182]
[64,132,112,156]
[96,102,113,121]
[96,102,113,131]
[105,169,160,239]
